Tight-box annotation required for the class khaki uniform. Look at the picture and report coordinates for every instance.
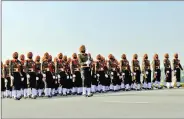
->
[173,58,183,87]
[142,59,151,89]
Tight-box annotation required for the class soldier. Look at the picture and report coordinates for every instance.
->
[47,55,56,96]
[25,52,37,99]
[67,57,73,94]
[35,55,44,97]
[95,54,108,93]
[152,54,162,89]
[70,53,82,95]
[1,61,5,98]
[4,60,12,98]
[91,59,98,93]
[120,54,130,91]
[131,54,141,90]
[62,55,72,95]
[163,53,172,89]
[107,54,119,92]
[42,52,52,97]
[55,53,65,96]
[10,52,23,100]
[20,54,28,98]
[78,45,93,97]
[173,53,183,88]
[54,57,59,95]
[142,54,152,90]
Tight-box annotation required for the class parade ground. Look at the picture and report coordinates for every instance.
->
[2,88,184,118]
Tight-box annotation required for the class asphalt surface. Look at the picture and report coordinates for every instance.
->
[1,88,184,118]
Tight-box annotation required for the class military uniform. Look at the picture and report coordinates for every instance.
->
[3,61,11,98]
[173,54,183,88]
[25,59,37,98]
[1,62,5,98]
[78,45,93,97]
[10,53,22,100]
[35,56,44,97]
[107,55,119,91]
[55,57,66,95]
[70,56,82,95]
[152,55,162,89]
[131,55,141,90]
[164,54,172,88]
[91,60,98,93]
[142,55,152,90]
[120,56,130,90]
[95,55,107,92]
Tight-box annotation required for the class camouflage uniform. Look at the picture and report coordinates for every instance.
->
[78,45,93,97]
[107,54,119,91]
[172,53,183,88]
[10,52,22,100]
[35,56,44,97]
[131,54,141,90]
[152,54,162,89]
[142,54,152,90]
[70,53,82,95]
[163,53,172,88]
[25,52,37,98]
[120,54,130,90]
[3,60,12,98]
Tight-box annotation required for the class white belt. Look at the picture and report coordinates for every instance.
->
[60,68,64,71]
[29,68,34,72]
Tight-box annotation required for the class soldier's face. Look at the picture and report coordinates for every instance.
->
[145,56,148,59]
[81,50,85,53]
[175,55,178,58]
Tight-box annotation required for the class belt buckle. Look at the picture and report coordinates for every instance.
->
[101,68,103,70]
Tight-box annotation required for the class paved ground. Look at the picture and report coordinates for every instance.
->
[1,88,184,118]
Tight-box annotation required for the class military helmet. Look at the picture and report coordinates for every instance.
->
[20,54,25,60]
[164,53,169,58]
[35,55,40,62]
[108,54,113,59]
[121,54,126,59]
[133,54,138,59]
[27,52,33,59]
[6,60,10,65]
[72,53,77,59]
[58,53,63,59]
[96,54,101,60]
[79,45,86,53]
[13,52,18,59]
[174,53,178,58]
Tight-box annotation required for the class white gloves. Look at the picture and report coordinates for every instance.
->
[94,75,96,78]
[67,76,69,79]
[174,70,177,73]
[11,76,14,80]
[134,73,136,75]
[111,72,114,75]
[166,71,170,73]
[21,77,24,81]
[53,76,56,79]
[117,73,120,76]
[43,74,46,78]
[27,74,30,79]
[73,74,76,78]
[36,77,39,80]
[105,74,108,78]
[146,71,149,74]
[97,74,100,77]
[5,79,8,83]
[57,75,61,79]
[122,73,125,76]
[155,72,157,74]
[70,76,72,79]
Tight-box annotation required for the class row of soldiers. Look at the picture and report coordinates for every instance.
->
[1,45,183,100]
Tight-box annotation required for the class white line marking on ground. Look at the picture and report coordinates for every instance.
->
[104,101,150,104]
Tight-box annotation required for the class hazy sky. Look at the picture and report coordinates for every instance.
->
[2,1,184,66]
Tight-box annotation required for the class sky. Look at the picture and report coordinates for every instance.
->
[2,1,184,67]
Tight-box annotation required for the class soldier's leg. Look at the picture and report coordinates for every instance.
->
[147,70,152,89]
[91,74,97,93]
[176,68,181,88]
[86,70,92,97]
[136,71,141,90]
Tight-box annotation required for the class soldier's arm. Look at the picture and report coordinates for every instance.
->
[179,60,183,70]
[163,59,167,68]
[131,60,134,72]
[25,60,29,73]
[55,61,58,74]
[119,60,122,73]
[41,61,44,74]
[138,61,141,72]
[142,60,145,74]
[172,59,175,71]
[95,62,98,74]
[9,60,13,76]
[70,61,74,75]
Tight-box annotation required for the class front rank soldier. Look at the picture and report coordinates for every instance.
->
[107,54,119,92]
[20,54,28,98]
[55,53,65,96]
[91,59,98,93]
[120,54,130,91]
[10,52,23,100]
[35,55,44,97]
[152,54,162,89]
[70,53,82,95]
[163,53,172,89]
[4,60,12,98]
[42,52,52,97]
[78,45,93,97]
[25,52,37,99]
[48,55,56,96]
[1,62,5,98]
[95,54,107,93]
[173,53,183,88]
[142,54,152,90]
[131,54,141,91]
